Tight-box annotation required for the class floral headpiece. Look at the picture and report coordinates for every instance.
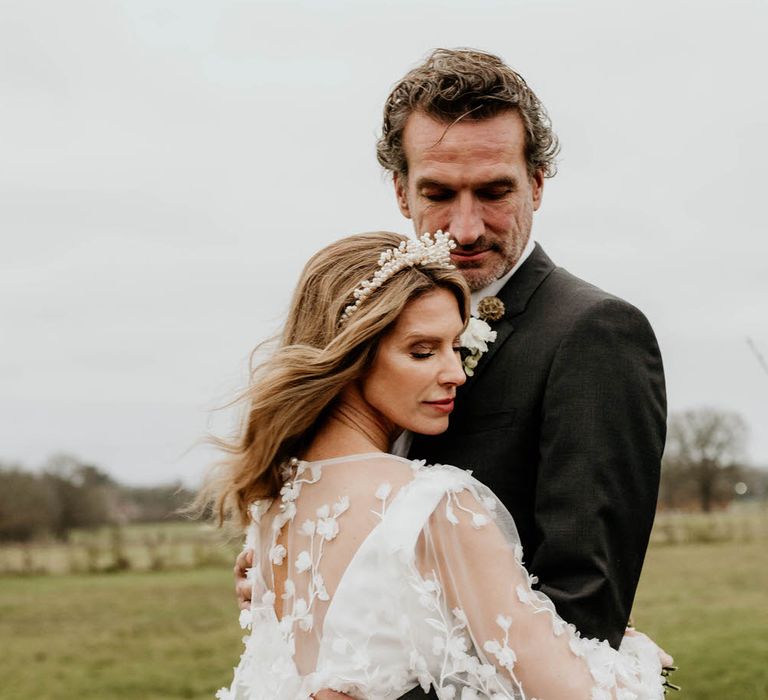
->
[339,231,456,325]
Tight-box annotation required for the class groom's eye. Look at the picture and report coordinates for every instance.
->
[477,186,513,201]
[422,188,453,202]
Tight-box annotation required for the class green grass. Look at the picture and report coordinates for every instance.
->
[1,539,766,699]
[632,540,768,700]
[0,568,242,700]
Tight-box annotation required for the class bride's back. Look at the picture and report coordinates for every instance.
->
[250,453,418,675]
[225,452,666,700]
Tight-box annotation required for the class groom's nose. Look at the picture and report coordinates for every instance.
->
[448,193,484,247]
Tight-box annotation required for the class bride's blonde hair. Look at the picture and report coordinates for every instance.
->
[199,231,470,527]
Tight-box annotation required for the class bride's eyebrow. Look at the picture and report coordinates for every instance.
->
[401,326,465,342]
[401,332,442,343]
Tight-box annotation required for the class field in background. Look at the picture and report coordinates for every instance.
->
[633,539,767,699]
[650,504,768,546]
[1,509,767,699]
[0,568,240,700]
[3,506,766,577]
[0,522,241,576]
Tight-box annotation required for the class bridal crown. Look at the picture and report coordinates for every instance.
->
[339,231,456,325]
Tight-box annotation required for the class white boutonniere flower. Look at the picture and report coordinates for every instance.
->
[460,296,505,376]
[461,318,496,376]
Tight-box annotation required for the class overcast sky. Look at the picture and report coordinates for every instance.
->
[1,0,766,486]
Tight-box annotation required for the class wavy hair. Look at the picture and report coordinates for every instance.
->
[197,232,470,527]
[377,48,560,179]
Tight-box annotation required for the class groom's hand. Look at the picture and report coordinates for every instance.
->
[234,548,253,610]
[313,692,354,700]
[623,627,674,668]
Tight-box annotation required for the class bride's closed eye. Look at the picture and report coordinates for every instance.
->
[410,346,464,360]
[409,341,437,359]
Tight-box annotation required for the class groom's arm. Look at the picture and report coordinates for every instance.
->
[530,297,666,649]
[234,549,253,609]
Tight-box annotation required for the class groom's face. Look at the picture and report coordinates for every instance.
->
[394,110,544,291]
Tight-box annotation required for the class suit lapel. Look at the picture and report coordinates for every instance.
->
[462,243,556,386]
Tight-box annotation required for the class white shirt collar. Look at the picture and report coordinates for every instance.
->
[469,236,535,315]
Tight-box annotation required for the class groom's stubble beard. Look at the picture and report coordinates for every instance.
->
[452,189,535,290]
[454,230,529,291]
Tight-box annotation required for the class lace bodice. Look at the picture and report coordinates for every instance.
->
[217,454,664,700]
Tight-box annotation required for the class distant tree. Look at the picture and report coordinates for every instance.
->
[0,455,199,542]
[120,482,195,522]
[0,466,61,541]
[658,456,697,509]
[42,453,117,537]
[663,408,748,511]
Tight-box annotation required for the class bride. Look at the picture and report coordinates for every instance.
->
[201,231,670,700]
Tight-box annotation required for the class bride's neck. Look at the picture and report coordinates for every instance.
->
[303,383,399,462]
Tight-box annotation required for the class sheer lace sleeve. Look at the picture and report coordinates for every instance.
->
[406,466,665,700]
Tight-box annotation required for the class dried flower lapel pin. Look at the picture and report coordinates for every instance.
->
[460,296,505,376]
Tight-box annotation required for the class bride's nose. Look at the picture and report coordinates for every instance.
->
[440,349,467,387]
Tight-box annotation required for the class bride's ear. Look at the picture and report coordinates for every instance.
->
[394,174,412,219]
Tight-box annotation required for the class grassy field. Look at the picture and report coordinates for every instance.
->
[1,527,767,699]
[632,539,768,699]
[0,568,241,700]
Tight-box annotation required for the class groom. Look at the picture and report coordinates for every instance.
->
[236,48,666,693]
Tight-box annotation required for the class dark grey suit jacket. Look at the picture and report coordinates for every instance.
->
[402,244,666,698]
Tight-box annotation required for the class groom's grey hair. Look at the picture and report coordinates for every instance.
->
[376,48,560,180]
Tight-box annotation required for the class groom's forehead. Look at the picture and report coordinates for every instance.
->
[401,110,528,172]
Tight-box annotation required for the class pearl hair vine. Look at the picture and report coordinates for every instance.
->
[338,231,456,325]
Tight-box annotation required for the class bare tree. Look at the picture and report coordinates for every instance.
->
[746,337,768,380]
[664,408,748,511]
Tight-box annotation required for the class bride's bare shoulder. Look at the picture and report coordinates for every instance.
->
[315,453,422,494]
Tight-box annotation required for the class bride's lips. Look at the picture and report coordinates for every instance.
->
[423,398,455,414]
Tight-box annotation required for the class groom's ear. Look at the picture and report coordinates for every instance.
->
[394,173,412,219]
[531,169,545,211]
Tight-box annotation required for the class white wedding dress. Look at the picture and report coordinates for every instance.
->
[217,454,664,700]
